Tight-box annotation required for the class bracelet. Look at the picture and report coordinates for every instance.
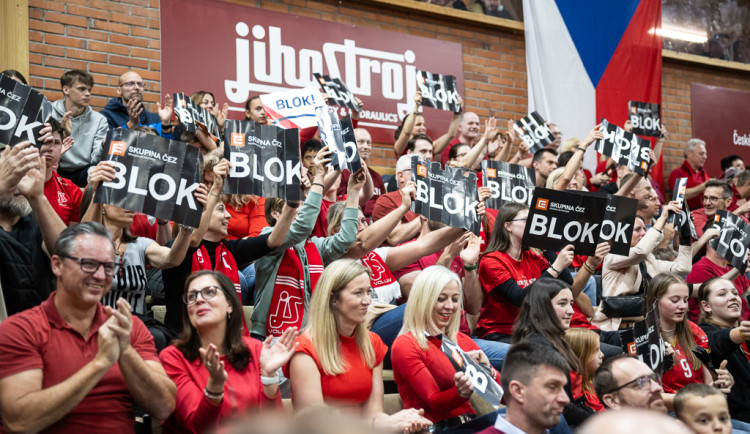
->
[311,182,324,189]
[548,265,560,275]
[204,388,223,400]
[179,224,195,234]
[210,192,220,198]
[464,263,478,271]
[260,374,279,386]
[582,262,596,274]
[739,329,748,341]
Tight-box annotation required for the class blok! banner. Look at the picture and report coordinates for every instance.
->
[260,86,326,130]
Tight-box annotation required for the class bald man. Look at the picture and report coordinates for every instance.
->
[101,70,173,132]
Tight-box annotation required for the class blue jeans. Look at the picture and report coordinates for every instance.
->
[732,419,750,433]
[370,304,406,369]
[569,270,597,305]
[240,263,256,305]
[472,338,509,371]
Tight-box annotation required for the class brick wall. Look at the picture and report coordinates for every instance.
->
[26,0,750,180]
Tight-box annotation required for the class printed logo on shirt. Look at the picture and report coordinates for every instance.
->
[109,140,127,156]
[535,197,549,211]
[231,132,245,147]
[57,191,68,206]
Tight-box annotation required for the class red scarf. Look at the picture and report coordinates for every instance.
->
[266,240,324,336]
[361,250,399,304]
[192,242,249,335]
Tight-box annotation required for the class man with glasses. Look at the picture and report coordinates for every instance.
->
[51,69,109,187]
[594,355,669,412]
[0,222,176,432]
[101,70,173,135]
[668,138,711,211]
[690,180,736,238]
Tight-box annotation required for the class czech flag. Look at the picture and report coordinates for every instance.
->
[523,0,663,188]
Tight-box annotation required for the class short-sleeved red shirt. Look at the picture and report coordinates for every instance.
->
[372,191,418,223]
[226,196,268,239]
[686,256,750,322]
[668,160,709,211]
[44,171,82,225]
[291,331,387,410]
[661,321,709,393]
[476,250,549,336]
[0,292,158,433]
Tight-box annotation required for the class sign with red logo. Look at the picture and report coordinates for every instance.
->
[108,140,127,156]
[535,198,549,211]
[161,0,464,145]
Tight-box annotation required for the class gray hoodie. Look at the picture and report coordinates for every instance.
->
[51,99,109,170]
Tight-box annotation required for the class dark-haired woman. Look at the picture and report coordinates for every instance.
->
[698,277,750,425]
[512,277,591,427]
[476,202,576,342]
[159,270,298,433]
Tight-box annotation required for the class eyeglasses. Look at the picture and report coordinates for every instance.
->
[183,285,220,305]
[606,372,661,394]
[511,218,527,222]
[120,81,145,88]
[59,255,117,276]
[702,196,723,203]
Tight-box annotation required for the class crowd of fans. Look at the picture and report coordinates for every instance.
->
[1,65,750,434]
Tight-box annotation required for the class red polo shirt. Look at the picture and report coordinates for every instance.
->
[44,172,82,225]
[0,292,159,433]
[668,160,709,211]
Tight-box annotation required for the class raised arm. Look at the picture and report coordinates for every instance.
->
[554,125,602,191]
[343,181,415,259]
[432,98,462,156]
[393,93,421,156]
[459,117,495,170]
[359,162,374,208]
[18,150,66,253]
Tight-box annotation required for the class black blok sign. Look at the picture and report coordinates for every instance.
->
[313,73,360,113]
[595,118,652,176]
[523,188,636,256]
[441,336,503,409]
[95,128,203,227]
[223,119,302,201]
[628,101,661,137]
[619,307,666,377]
[710,210,750,274]
[317,108,361,174]
[411,159,480,235]
[173,92,221,142]
[416,70,461,113]
[512,111,555,154]
[0,73,53,148]
[667,177,687,226]
[481,160,535,210]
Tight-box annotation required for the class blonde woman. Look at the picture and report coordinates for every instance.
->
[391,266,498,431]
[288,259,431,433]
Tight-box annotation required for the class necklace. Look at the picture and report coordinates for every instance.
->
[114,240,125,261]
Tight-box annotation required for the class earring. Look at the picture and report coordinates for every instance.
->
[227,311,232,320]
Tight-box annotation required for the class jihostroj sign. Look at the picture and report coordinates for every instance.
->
[96,128,204,227]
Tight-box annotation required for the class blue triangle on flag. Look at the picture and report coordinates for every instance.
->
[555,0,640,87]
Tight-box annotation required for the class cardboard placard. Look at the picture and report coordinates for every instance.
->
[481,160,536,209]
[313,73,360,113]
[524,188,637,256]
[628,101,661,137]
[411,159,480,235]
[441,336,503,409]
[710,210,750,274]
[95,128,203,227]
[513,111,555,154]
[316,108,361,174]
[595,118,651,176]
[259,86,326,130]
[416,70,461,113]
[173,92,221,141]
[223,119,302,201]
[667,178,687,226]
[619,307,666,376]
[0,73,53,148]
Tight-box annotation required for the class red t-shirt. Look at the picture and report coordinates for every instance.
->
[44,171,82,225]
[129,213,158,240]
[311,198,335,238]
[391,332,478,423]
[661,321,709,393]
[372,190,418,223]
[291,331,387,410]
[0,292,159,433]
[668,160,709,211]
[476,250,550,336]
[686,256,750,322]
[159,336,280,433]
[226,196,267,240]
[440,138,462,166]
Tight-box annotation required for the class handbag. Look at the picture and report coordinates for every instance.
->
[599,261,650,318]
